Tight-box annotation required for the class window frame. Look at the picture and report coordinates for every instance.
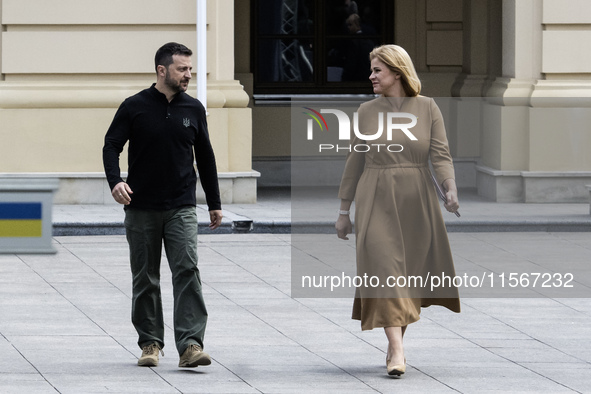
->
[252,0,395,95]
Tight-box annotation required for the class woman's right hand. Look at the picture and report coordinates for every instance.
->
[335,214,353,240]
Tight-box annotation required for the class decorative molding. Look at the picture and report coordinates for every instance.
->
[0,80,249,109]
[476,165,591,202]
[0,172,260,204]
[484,77,536,105]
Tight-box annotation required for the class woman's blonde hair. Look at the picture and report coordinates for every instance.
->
[369,45,421,97]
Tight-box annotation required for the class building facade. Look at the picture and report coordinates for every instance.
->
[0,0,256,204]
[1,0,590,203]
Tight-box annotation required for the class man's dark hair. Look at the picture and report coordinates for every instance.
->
[154,42,193,72]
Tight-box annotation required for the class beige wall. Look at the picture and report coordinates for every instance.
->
[0,0,255,203]
[396,0,465,94]
[0,108,116,172]
[534,0,591,143]
[252,107,291,158]
[1,0,198,76]
[475,0,591,202]
[499,0,591,174]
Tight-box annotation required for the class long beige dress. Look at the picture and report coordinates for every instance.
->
[338,96,461,331]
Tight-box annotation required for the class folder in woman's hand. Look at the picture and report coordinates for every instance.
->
[430,172,461,217]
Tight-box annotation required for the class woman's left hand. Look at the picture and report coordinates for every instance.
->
[335,214,353,240]
[444,190,459,214]
[442,179,459,214]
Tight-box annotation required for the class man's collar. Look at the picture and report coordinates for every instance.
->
[149,83,183,102]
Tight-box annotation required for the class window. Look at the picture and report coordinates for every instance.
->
[253,0,394,95]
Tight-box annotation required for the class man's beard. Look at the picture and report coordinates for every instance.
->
[164,71,189,94]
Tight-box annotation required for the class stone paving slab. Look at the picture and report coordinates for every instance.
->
[0,233,590,393]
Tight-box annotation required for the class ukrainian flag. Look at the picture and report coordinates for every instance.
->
[0,202,43,237]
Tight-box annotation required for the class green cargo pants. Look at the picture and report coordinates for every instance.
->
[124,206,207,356]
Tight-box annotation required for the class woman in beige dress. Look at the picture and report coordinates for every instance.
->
[335,45,461,376]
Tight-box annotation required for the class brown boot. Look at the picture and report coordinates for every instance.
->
[138,343,163,367]
[178,344,211,368]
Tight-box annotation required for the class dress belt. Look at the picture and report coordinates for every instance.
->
[365,163,427,169]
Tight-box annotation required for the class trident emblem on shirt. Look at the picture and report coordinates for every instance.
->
[183,118,191,128]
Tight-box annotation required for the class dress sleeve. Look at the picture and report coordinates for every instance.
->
[428,98,455,186]
[337,133,365,201]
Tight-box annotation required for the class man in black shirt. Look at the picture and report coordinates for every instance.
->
[103,42,222,368]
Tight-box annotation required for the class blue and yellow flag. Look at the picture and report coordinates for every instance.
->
[0,202,43,237]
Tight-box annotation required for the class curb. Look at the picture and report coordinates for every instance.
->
[52,219,591,236]
[52,220,293,236]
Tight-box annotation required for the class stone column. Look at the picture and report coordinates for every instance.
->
[200,0,258,203]
[450,0,502,189]
[480,0,591,202]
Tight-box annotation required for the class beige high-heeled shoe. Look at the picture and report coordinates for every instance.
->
[386,356,406,376]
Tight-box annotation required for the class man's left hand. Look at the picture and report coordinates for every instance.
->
[209,210,223,230]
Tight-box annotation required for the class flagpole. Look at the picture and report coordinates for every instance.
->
[196,0,207,111]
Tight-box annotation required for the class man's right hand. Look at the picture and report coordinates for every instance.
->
[112,182,133,205]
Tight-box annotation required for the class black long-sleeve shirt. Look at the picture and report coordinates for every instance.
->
[103,84,221,211]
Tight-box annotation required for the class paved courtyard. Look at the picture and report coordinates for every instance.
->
[1,232,590,393]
